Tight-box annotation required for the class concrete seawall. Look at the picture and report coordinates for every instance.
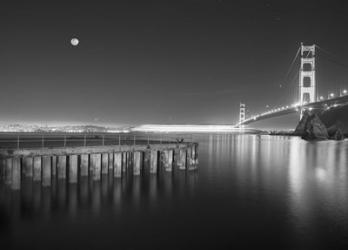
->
[0,143,198,190]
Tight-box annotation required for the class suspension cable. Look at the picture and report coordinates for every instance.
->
[282,46,301,85]
[316,45,348,70]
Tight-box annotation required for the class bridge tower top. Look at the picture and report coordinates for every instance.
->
[299,43,316,110]
[301,43,316,56]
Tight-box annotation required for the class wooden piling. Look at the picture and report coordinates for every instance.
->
[114,152,122,178]
[150,150,158,174]
[33,156,42,181]
[5,158,12,185]
[57,155,67,179]
[164,150,173,172]
[11,157,21,190]
[101,153,108,175]
[187,147,195,170]
[91,154,101,181]
[69,155,78,183]
[80,154,89,177]
[23,157,33,177]
[122,152,127,173]
[108,153,114,171]
[133,151,141,176]
[42,156,51,187]
[51,156,57,176]
[178,149,187,170]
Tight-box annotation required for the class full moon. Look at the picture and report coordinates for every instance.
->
[70,38,79,46]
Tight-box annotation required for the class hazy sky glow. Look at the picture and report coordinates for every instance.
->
[1,0,348,129]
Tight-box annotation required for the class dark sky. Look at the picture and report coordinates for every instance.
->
[1,0,348,128]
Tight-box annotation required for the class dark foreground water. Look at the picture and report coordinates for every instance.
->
[1,134,348,249]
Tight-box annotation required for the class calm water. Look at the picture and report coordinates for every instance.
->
[1,134,348,249]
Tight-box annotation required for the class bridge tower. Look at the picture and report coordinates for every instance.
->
[239,103,246,128]
[299,43,316,106]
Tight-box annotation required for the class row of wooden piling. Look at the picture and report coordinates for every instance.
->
[0,143,198,190]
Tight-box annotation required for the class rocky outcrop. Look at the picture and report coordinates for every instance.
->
[295,112,329,140]
[294,105,348,140]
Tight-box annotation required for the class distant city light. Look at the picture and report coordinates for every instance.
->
[319,96,324,101]
[329,93,335,98]
[133,125,242,133]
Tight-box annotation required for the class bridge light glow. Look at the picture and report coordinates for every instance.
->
[329,93,335,98]
[342,89,347,95]
[319,96,324,101]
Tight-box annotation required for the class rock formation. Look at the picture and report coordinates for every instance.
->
[294,104,348,140]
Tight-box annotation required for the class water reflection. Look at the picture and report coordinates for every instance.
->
[1,135,348,249]
[0,171,198,221]
[204,134,348,247]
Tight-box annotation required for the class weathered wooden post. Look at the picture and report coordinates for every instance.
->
[133,151,141,176]
[11,157,21,190]
[69,155,78,183]
[178,148,187,170]
[150,150,158,174]
[191,144,198,168]
[80,154,89,177]
[23,156,33,177]
[33,156,42,181]
[51,156,57,176]
[57,155,67,179]
[91,154,101,181]
[187,146,195,170]
[122,152,127,173]
[42,156,51,187]
[108,153,114,171]
[101,153,108,175]
[164,150,173,172]
[5,158,12,185]
[126,152,131,172]
[114,152,122,178]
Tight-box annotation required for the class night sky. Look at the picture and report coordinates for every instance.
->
[1,0,348,128]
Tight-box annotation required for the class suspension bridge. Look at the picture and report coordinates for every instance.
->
[236,43,348,127]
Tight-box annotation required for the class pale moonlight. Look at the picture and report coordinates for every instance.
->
[70,38,79,46]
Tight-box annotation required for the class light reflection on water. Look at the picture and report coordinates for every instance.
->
[1,134,348,249]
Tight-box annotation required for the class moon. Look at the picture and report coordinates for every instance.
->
[70,38,79,46]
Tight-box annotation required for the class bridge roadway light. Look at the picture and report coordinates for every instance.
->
[319,96,324,101]
[342,89,347,96]
[329,93,335,99]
